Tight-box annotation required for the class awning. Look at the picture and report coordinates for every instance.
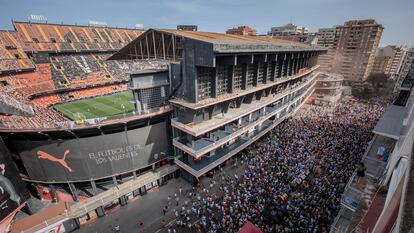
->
[373,105,406,139]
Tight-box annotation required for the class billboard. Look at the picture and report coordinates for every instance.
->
[13,122,169,182]
[0,138,30,222]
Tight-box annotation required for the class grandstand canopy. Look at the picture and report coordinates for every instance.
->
[109,28,326,61]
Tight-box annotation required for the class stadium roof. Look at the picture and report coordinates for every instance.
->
[154,29,302,45]
[109,28,326,60]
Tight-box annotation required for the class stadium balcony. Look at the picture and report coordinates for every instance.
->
[171,67,318,137]
[173,73,317,159]
[175,83,314,178]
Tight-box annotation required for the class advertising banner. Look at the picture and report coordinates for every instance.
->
[13,122,169,182]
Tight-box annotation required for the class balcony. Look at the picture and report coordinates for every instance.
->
[173,81,315,158]
[175,118,281,178]
[169,65,320,110]
[331,134,396,232]
[174,86,315,178]
[171,71,319,137]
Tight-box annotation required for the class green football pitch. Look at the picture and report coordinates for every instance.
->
[53,91,135,120]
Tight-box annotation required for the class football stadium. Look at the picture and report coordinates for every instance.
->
[53,91,134,121]
[0,12,412,233]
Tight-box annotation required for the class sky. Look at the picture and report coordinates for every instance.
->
[0,0,413,47]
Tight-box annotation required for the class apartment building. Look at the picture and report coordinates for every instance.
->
[331,19,383,83]
[226,26,257,36]
[268,23,309,36]
[372,45,409,76]
[316,27,338,72]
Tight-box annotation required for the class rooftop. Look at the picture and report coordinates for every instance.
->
[110,29,326,60]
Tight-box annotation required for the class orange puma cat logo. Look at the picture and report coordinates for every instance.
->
[37,150,73,172]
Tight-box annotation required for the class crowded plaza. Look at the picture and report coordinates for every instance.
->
[161,97,390,233]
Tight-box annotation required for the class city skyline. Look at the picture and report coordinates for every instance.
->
[0,0,413,47]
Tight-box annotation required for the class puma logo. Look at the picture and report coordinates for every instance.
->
[37,150,73,173]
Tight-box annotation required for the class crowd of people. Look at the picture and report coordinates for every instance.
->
[165,97,389,233]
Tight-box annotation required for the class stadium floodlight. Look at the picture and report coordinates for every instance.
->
[88,20,108,27]
[134,24,144,29]
[29,14,48,23]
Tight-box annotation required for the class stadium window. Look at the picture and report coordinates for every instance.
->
[14,54,20,59]
[57,65,62,70]
[50,38,57,43]
[32,38,39,43]
[66,38,72,43]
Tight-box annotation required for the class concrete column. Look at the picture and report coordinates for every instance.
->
[96,206,105,217]
[212,67,218,98]
[270,62,276,81]
[294,58,299,74]
[263,62,268,83]
[119,195,127,206]
[242,63,247,90]
[253,63,259,86]
[49,184,57,202]
[68,183,79,202]
[91,180,97,195]
[229,65,235,93]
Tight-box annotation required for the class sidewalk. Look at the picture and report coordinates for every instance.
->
[74,157,247,233]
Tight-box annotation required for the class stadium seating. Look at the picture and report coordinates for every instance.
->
[13,22,142,52]
[0,21,170,129]
[0,31,35,73]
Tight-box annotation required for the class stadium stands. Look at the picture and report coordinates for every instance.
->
[13,21,141,52]
[0,31,34,73]
[0,20,170,129]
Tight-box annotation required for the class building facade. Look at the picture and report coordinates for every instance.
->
[316,27,338,72]
[330,19,384,83]
[177,25,198,31]
[317,27,337,48]
[312,73,343,106]
[372,45,408,76]
[268,23,309,36]
[226,26,257,36]
[331,52,414,233]
[110,29,326,184]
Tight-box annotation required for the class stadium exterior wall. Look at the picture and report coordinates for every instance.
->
[11,121,170,182]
